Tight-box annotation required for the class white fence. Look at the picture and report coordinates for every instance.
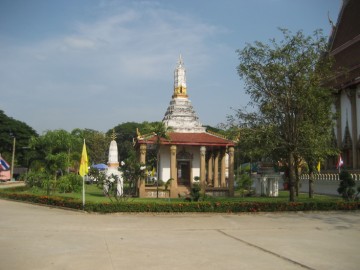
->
[291,174,360,196]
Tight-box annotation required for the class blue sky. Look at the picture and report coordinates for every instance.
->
[0,0,341,134]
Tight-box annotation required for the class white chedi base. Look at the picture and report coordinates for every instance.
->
[162,97,206,133]
[105,169,124,197]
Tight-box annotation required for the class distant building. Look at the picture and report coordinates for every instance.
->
[327,0,360,170]
[0,170,10,181]
[136,56,235,198]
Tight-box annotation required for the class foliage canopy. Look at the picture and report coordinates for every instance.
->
[230,29,336,201]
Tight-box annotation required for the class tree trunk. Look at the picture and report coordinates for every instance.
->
[294,157,300,197]
[134,180,138,197]
[309,164,314,198]
[289,152,296,202]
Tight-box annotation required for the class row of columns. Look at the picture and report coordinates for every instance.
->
[201,146,235,196]
[138,143,234,197]
[203,148,225,187]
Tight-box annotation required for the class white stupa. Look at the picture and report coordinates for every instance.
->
[105,130,123,196]
[162,55,206,133]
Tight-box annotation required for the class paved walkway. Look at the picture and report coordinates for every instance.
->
[0,199,359,270]
[0,181,25,188]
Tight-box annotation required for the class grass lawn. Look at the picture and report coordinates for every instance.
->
[14,184,342,204]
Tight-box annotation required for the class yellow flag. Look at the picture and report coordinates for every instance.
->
[316,161,321,173]
[79,140,89,177]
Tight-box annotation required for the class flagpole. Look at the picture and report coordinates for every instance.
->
[79,139,88,211]
[82,175,85,210]
[10,136,16,181]
[82,138,85,210]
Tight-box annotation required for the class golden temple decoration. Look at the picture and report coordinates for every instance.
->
[207,130,228,140]
[111,129,117,140]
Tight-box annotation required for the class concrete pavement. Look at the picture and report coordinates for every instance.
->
[0,181,25,189]
[0,199,359,270]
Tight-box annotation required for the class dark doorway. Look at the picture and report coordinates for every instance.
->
[177,161,190,186]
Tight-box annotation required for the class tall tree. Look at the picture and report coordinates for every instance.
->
[109,121,160,162]
[0,110,38,167]
[72,128,109,165]
[233,29,335,201]
[29,129,77,177]
[298,86,337,198]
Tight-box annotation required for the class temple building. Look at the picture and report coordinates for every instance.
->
[136,56,235,198]
[327,0,360,170]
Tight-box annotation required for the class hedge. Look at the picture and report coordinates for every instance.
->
[1,191,359,213]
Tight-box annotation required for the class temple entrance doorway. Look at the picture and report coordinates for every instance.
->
[177,161,191,186]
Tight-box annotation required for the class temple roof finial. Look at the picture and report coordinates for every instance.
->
[178,54,183,66]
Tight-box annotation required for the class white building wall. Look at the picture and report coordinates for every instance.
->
[159,145,203,183]
[190,146,200,181]
[279,174,360,196]
[159,147,171,181]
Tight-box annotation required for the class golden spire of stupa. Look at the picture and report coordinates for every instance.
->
[173,54,188,98]
[111,129,117,140]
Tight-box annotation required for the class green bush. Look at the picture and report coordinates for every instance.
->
[337,170,356,201]
[58,174,82,193]
[1,188,359,213]
[25,171,55,195]
[190,183,201,201]
[236,174,253,196]
[25,171,82,194]
[25,171,51,189]
[41,179,56,195]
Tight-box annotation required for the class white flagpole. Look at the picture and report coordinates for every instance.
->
[82,175,85,210]
[80,139,88,211]
[82,138,86,210]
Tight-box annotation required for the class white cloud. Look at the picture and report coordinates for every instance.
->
[0,4,230,133]
[64,37,96,49]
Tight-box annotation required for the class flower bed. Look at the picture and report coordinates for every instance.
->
[1,190,359,213]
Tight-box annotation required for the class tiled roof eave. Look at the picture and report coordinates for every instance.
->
[137,140,234,147]
[137,132,235,147]
[159,141,234,147]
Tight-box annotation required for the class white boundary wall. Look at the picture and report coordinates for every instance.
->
[290,174,360,196]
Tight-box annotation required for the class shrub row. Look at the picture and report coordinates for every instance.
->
[0,192,83,210]
[1,191,359,213]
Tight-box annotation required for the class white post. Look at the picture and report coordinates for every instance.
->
[82,176,85,210]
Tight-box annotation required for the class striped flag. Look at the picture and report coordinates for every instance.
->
[336,155,344,170]
[0,157,10,171]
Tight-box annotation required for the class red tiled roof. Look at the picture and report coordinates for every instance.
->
[138,132,235,147]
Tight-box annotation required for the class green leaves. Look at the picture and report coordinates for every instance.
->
[233,29,336,201]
